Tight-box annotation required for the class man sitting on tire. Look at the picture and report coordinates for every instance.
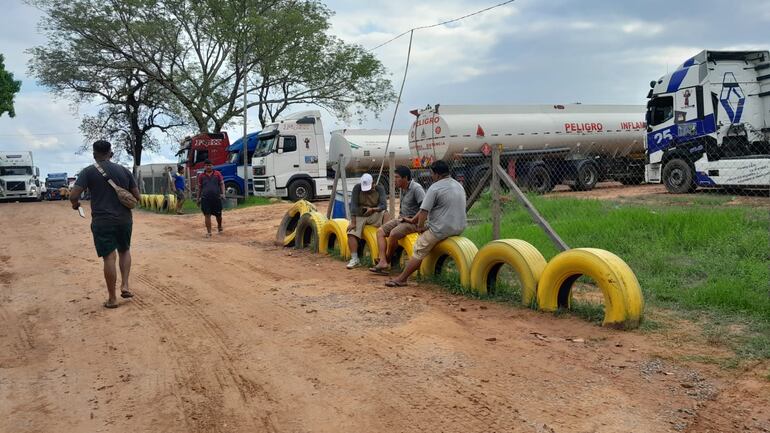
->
[385,160,466,287]
[370,165,425,274]
[346,173,388,269]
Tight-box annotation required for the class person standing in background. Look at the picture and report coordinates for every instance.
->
[197,160,225,237]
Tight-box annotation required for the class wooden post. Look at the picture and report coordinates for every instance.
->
[340,155,350,220]
[491,145,501,240]
[465,169,491,212]
[327,157,341,219]
[495,165,569,252]
[388,151,396,217]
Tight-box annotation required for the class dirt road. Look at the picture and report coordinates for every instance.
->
[1,201,768,433]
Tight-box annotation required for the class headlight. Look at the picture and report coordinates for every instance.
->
[253,165,266,176]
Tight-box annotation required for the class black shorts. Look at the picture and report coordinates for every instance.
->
[91,223,132,257]
[175,190,185,200]
[201,196,223,217]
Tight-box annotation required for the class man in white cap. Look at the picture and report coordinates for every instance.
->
[346,173,388,269]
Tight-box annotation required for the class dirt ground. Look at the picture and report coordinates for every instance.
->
[1,200,768,433]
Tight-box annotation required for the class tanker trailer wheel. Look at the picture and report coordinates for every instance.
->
[573,161,599,191]
[527,165,554,194]
[288,179,313,202]
[662,158,696,194]
[224,181,242,197]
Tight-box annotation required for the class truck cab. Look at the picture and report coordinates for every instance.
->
[645,50,770,192]
[0,152,42,201]
[211,132,259,197]
[176,132,231,173]
[251,110,330,201]
[45,172,68,200]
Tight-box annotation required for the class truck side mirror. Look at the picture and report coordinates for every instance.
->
[35,167,40,177]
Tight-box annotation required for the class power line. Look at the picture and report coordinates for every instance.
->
[368,0,517,51]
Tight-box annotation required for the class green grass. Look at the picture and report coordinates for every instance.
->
[465,193,770,359]
[176,196,271,213]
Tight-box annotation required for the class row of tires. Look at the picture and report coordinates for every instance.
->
[139,194,177,213]
[277,200,644,330]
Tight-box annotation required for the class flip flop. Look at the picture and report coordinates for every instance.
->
[385,280,408,287]
[121,290,134,299]
[103,301,118,309]
[369,266,390,275]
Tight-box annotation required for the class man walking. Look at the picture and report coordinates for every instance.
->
[385,160,466,287]
[346,173,387,269]
[370,166,425,274]
[197,160,225,237]
[70,140,141,308]
[172,166,186,215]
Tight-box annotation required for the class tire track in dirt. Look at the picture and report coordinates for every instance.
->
[134,275,277,433]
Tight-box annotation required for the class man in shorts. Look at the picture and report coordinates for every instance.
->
[70,140,141,308]
[171,166,186,215]
[197,160,225,237]
[385,160,466,287]
[346,173,388,269]
[370,165,425,274]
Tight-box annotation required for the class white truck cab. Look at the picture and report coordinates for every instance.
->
[252,110,331,201]
[645,50,770,192]
[0,151,43,201]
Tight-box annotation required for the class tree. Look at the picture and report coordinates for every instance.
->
[29,29,187,173]
[29,0,394,132]
[0,54,22,118]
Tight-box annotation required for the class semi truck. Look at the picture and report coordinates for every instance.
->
[409,104,647,193]
[211,131,259,197]
[251,110,411,201]
[0,151,42,201]
[44,172,68,200]
[176,132,231,172]
[644,50,770,192]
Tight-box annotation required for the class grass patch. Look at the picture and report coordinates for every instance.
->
[176,196,271,213]
[465,193,770,359]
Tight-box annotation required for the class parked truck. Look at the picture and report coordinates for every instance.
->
[176,132,231,172]
[408,104,647,193]
[644,50,770,192]
[0,151,42,201]
[251,110,411,201]
[44,172,68,200]
[211,131,259,197]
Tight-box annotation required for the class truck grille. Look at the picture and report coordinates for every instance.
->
[6,181,25,191]
[254,180,267,192]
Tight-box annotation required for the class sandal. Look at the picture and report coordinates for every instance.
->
[385,280,408,287]
[121,290,134,299]
[369,266,390,275]
[103,301,118,309]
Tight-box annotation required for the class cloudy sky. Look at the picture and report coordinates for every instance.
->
[0,0,768,176]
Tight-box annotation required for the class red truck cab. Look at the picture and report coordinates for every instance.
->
[176,132,231,172]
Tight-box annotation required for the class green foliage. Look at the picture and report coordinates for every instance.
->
[0,54,22,118]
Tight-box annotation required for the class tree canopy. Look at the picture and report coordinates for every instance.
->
[29,0,395,134]
[0,54,22,118]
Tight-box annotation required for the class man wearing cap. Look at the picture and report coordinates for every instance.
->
[370,165,425,274]
[346,173,388,269]
[385,160,466,287]
[197,159,226,237]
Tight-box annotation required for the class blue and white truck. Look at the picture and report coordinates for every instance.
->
[212,131,259,197]
[645,50,770,193]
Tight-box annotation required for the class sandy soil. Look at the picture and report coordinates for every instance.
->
[1,200,768,433]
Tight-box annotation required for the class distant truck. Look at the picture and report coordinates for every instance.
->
[251,110,412,201]
[211,131,259,197]
[176,132,231,173]
[44,172,68,200]
[644,50,770,192]
[0,151,43,201]
[409,104,647,193]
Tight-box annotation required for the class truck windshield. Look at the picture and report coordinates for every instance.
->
[0,166,32,176]
[254,135,277,157]
[177,151,189,166]
[647,96,674,126]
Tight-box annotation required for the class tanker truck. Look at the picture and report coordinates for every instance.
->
[409,104,647,193]
[251,110,411,201]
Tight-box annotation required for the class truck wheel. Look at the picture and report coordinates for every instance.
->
[574,162,599,191]
[224,181,242,197]
[288,179,313,202]
[662,158,695,193]
[527,165,554,194]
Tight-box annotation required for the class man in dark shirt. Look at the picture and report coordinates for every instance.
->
[196,160,225,237]
[70,140,141,309]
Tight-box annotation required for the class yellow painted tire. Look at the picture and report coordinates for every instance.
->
[276,200,317,246]
[154,195,164,212]
[469,239,547,306]
[536,248,644,329]
[165,194,176,213]
[318,218,350,259]
[139,195,146,208]
[420,236,478,288]
[294,211,328,252]
[359,225,381,262]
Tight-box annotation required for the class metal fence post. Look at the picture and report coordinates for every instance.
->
[389,151,396,217]
[491,144,501,240]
